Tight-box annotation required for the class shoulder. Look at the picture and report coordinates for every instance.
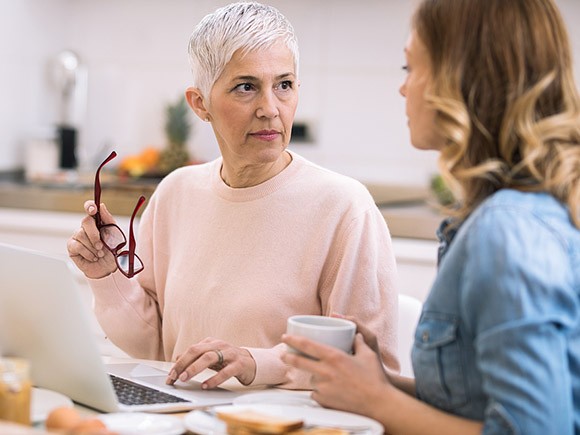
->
[463,189,574,255]
[154,159,217,196]
[289,151,374,204]
[141,160,218,217]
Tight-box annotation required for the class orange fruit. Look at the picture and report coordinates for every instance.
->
[140,147,161,168]
[45,406,82,430]
[72,417,109,434]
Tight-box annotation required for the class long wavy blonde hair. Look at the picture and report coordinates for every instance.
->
[414,0,580,228]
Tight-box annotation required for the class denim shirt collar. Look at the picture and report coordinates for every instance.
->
[436,217,461,265]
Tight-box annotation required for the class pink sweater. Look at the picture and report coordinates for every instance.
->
[89,151,399,388]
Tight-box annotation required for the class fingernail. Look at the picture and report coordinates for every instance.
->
[179,372,188,382]
[88,205,96,214]
[95,242,103,250]
[97,250,105,258]
[92,256,98,262]
[201,383,208,390]
[168,370,176,381]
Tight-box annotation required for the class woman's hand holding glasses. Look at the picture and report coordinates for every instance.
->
[67,151,146,280]
[68,200,120,279]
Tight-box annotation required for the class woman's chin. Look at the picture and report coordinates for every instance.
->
[254,144,289,161]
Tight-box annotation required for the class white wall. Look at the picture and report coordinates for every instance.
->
[0,0,68,169]
[2,0,580,185]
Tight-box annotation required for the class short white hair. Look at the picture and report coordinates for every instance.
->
[188,2,299,99]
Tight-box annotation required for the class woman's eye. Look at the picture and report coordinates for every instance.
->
[277,80,293,90]
[402,65,409,72]
[234,83,255,92]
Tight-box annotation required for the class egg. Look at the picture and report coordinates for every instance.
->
[45,406,82,430]
[71,417,109,434]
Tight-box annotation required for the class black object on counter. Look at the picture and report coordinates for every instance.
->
[58,125,77,169]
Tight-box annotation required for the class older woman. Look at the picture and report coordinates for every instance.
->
[283,0,580,432]
[67,2,399,390]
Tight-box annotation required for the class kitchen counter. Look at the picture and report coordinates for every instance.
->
[380,203,442,241]
[0,176,443,241]
[364,182,443,241]
[0,174,157,216]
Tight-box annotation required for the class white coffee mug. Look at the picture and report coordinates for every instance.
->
[286,315,356,357]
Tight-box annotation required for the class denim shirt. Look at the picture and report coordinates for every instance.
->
[411,189,580,434]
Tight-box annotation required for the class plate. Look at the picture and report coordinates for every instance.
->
[184,404,383,435]
[97,412,185,435]
[233,391,318,407]
[31,387,73,423]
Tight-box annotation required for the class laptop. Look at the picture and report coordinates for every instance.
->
[0,242,241,413]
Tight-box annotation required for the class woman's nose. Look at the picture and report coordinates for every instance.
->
[256,90,279,118]
[399,82,407,97]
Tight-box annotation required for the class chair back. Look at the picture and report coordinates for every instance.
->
[397,294,423,377]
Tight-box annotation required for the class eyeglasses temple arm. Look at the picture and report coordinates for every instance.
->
[93,151,117,228]
[127,195,146,275]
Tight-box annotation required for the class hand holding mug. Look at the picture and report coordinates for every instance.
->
[285,315,356,358]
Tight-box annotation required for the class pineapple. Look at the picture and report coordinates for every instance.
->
[430,174,455,205]
[159,96,191,175]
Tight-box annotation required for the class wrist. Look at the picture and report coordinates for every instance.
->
[364,380,396,423]
[86,268,116,280]
[236,349,257,386]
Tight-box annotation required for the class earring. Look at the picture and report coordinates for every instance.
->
[205,117,210,122]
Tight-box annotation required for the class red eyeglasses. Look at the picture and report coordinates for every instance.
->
[94,151,146,278]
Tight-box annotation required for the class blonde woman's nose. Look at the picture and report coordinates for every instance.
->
[399,82,407,98]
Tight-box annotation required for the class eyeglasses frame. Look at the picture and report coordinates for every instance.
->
[94,151,146,278]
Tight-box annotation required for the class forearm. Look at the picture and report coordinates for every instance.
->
[387,372,416,397]
[368,383,482,435]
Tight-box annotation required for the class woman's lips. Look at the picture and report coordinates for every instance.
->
[250,130,280,141]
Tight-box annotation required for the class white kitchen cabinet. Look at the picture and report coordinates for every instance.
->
[0,207,133,259]
[392,237,438,302]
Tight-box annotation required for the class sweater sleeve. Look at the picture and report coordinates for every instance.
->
[89,270,164,360]
[244,344,311,388]
[88,188,165,361]
[319,204,400,373]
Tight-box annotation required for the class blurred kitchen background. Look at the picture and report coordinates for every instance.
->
[3,0,580,185]
[2,0,580,185]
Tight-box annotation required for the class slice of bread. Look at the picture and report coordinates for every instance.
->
[217,410,304,434]
[303,429,348,435]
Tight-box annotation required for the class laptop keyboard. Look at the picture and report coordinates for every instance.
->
[109,374,189,405]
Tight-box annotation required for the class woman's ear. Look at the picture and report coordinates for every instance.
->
[185,87,210,122]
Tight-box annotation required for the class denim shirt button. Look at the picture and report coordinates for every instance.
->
[422,331,430,342]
